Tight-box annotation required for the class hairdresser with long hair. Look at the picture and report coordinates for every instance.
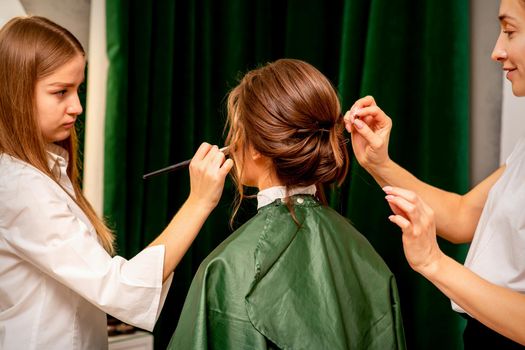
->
[0,16,232,349]
[345,0,525,347]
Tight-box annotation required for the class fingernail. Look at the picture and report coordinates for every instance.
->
[382,186,392,192]
[353,119,364,129]
[385,195,394,200]
[344,110,354,123]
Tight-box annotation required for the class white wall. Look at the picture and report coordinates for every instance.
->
[19,0,91,55]
[83,0,107,216]
[0,0,26,27]
[470,0,503,185]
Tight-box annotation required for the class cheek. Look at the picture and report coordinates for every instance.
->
[35,95,53,121]
[511,37,525,65]
[35,104,52,131]
[35,100,60,141]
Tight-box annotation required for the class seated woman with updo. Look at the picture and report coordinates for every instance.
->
[169,59,406,349]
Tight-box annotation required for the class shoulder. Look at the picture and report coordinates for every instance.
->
[0,155,69,225]
[0,154,57,191]
[182,213,272,315]
[208,212,268,262]
[193,211,269,283]
[298,203,370,243]
[1,154,63,195]
[300,203,393,274]
[506,138,525,165]
[259,197,385,260]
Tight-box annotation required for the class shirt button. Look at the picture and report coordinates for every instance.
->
[296,198,304,204]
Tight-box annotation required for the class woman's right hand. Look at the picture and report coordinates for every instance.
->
[188,143,234,212]
[343,96,392,172]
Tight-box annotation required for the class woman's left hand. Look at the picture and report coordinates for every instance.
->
[383,186,445,277]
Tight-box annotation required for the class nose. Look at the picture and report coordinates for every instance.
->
[491,33,507,62]
[67,93,83,116]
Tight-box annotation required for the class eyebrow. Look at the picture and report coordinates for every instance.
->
[47,80,85,87]
[499,14,517,22]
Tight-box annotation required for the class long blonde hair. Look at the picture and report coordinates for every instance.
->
[0,16,115,254]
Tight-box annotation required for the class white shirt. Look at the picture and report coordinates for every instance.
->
[0,145,173,349]
[256,185,317,209]
[452,138,525,313]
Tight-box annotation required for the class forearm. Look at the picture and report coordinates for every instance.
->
[149,198,212,281]
[370,160,470,242]
[422,255,525,345]
[146,143,232,281]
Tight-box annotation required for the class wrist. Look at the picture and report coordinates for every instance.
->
[417,250,448,281]
[185,195,216,215]
[366,158,395,184]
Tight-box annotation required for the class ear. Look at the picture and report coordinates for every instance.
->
[247,143,261,160]
[251,148,262,161]
[249,145,270,165]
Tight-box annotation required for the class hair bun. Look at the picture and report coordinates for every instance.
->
[226,58,349,190]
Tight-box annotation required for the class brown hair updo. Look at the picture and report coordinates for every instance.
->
[226,59,349,219]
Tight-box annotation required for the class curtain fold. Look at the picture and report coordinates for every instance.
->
[338,2,469,349]
[104,0,468,348]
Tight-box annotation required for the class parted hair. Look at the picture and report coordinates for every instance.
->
[226,59,349,219]
[0,16,114,254]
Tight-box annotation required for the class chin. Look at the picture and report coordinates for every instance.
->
[49,133,71,143]
[512,85,525,97]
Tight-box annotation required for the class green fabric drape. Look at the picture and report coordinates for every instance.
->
[169,195,406,349]
[104,0,469,348]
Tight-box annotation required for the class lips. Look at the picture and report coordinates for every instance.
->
[62,121,76,129]
[504,67,517,80]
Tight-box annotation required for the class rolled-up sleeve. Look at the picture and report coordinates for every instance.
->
[0,169,172,331]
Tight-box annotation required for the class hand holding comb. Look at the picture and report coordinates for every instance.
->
[143,146,229,180]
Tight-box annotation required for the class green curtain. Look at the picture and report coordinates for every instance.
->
[104,0,469,348]
[338,1,469,349]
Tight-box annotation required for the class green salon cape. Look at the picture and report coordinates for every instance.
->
[168,195,406,350]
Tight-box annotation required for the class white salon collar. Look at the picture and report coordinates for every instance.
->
[257,185,317,209]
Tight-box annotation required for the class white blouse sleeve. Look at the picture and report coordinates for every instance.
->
[0,169,173,331]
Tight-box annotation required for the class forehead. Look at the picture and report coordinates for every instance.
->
[39,55,86,85]
[499,0,525,23]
